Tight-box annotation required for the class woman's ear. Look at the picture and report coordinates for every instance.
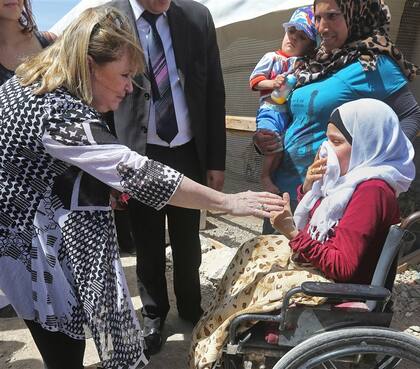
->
[87,55,95,75]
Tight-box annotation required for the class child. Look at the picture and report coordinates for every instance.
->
[249,6,317,194]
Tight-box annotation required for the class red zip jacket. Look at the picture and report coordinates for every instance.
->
[289,179,400,284]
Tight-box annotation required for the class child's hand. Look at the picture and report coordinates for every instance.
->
[273,75,286,89]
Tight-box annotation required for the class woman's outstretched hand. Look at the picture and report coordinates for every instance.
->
[223,191,286,218]
[302,156,327,194]
[270,192,298,240]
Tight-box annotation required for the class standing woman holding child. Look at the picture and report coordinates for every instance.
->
[255,0,420,212]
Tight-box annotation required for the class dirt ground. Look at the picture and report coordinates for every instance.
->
[1,212,419,369]
[0,252,197,369]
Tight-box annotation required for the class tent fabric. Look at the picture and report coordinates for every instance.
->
[50,0,311,34]
[190,0,312,28]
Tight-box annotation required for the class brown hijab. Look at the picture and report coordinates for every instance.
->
[295,0,419,87]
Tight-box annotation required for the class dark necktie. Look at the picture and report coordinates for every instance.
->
[142,11,178,144]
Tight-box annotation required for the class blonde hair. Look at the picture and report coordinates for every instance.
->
[16,6,144,104]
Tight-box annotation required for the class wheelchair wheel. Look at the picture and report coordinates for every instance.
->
[273,327,420,369]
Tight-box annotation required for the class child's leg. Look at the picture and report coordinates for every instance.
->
[256,107,286,193]
[261,154,280,193]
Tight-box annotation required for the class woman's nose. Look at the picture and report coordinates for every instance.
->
[317,17,328,34]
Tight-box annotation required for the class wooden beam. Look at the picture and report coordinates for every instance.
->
[226,115,256,132]
[397,249,420,273]
[225,115,420,137]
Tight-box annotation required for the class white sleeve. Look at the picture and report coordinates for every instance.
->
[42,99,183,210]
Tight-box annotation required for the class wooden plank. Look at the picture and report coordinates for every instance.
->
[226,115,256,132]
[225,115,420,137]
[397,249,420,273]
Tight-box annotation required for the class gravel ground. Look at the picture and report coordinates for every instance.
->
[392,265,420,338]
[1,211,419,369]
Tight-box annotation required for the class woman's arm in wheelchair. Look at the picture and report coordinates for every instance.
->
[289,180,399,283]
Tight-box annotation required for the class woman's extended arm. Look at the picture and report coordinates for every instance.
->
[42,101,284,218]
[169,177,284,217]
[385,85,420,141]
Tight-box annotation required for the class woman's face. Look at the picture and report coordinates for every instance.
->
[327,123,352,176]
[90,50,134,113]
[0,0,23,21]
[314,0,348,52]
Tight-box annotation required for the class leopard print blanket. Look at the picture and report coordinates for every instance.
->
[188,235,331,369]
[295,0,418,87]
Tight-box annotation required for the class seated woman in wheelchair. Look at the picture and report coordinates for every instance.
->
[189,98,415,369]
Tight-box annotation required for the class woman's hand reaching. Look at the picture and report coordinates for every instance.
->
[270,192,298,240]
[223,191,287,218]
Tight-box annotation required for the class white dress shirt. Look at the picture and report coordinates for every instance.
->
[129,0,193,148]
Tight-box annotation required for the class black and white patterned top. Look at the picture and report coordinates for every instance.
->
[0,77,183,369]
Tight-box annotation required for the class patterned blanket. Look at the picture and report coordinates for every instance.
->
[189,235,331,369]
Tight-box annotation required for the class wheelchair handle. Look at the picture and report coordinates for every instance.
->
[401,211,420,230]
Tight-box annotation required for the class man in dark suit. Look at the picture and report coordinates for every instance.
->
[108,0,226,354]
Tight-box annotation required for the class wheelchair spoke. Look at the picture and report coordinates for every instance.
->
[321,361,339,369]
[272,328,420,369]
[376,356,402,369]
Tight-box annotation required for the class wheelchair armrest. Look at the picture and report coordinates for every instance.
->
[301,281,391,301]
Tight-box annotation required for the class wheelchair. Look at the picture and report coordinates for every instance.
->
[216,211,420,369]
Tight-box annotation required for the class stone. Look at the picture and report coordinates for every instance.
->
[200,246,237,283]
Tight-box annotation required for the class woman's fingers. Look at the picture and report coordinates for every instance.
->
[253,208,276,219]
[255,191,286,201]
[237,191,286,218]
[308,158,327,176]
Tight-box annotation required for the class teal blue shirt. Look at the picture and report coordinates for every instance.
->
[273,55,407,199]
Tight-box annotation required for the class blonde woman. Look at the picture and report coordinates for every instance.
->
[0,6,283,369]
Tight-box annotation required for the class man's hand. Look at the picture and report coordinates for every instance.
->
[110,189,129,210]
[207,170,225,191]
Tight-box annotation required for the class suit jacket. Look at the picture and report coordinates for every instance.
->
[109,0,226,183]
